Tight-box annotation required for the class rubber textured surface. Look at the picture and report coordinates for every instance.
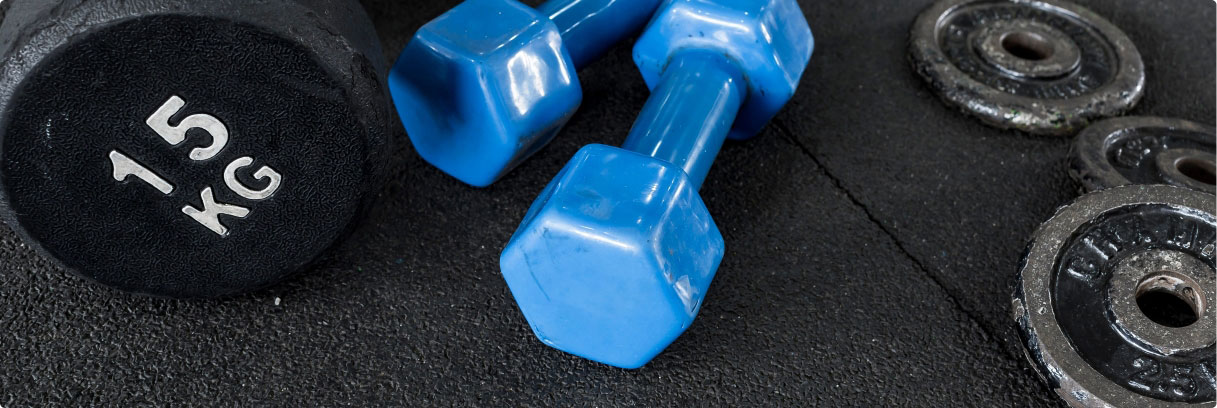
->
[0,0,392,298]
[0,0,1212,405]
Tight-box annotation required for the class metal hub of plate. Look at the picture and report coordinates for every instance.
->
[1013,185,1216,407]
[909,0,1145,135]
[974,20,1081,79]
[1070,116,1216,194]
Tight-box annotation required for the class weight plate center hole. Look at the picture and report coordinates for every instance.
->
[1135,271,1205,328]
[1174,156,1217,185]
[1001,31,1055,61]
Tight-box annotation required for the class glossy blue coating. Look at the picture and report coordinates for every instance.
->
[633,0,814,140]
[389,0,578,187]
[622,50,744,189]
[501,52,738,368]
[501,0,813,369]
[538,0,664,68]
[389,0,662,187]
[500,144,724,369]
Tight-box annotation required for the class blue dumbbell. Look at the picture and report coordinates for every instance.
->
[388,0,663,187]
[499,0,814,368]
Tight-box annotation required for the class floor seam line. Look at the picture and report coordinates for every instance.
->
[771,119,1021,361]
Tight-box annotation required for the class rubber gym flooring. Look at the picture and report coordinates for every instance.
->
[0,0,1213,405]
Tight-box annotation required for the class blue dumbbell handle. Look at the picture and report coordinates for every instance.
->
[621,50,745,189]
[537,0,659,68]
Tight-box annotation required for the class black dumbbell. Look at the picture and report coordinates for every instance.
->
[0,0,392,298]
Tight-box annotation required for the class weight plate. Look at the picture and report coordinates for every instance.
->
[1070,117,1216,194]
[0,0,391,298]
[909,0,1145,135]
[1014,185,1216,407]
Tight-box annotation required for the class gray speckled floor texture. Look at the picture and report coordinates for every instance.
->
[0,0,1213,405]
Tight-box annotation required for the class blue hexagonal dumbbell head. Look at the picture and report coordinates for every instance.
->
[634,0,814,141]
[388,0,581,187]
[500,144,724,368]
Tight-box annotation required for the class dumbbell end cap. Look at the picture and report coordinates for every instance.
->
[633,0,814,140]
[389,0,582,187]
[500,144,724,368]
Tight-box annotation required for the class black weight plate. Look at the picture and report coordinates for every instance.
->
[0,0,392,298]
[1070,116,1216,194]
[909,0,1144,135]
[1014,185,1216,407]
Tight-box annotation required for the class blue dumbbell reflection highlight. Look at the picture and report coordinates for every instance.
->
[501,0,813,369]
[389,0,661,187]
